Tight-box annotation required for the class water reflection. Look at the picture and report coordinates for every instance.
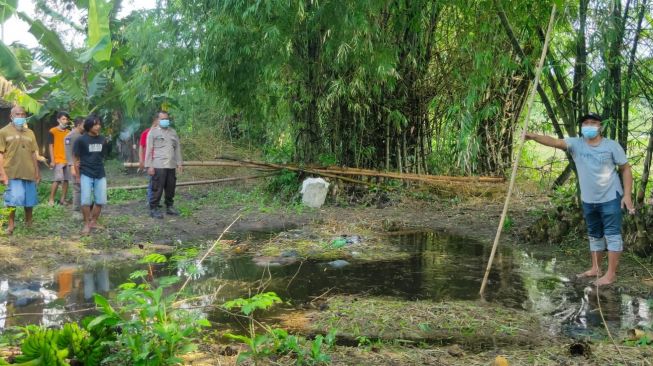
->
[0,266,112,329]
[0,231,650,341]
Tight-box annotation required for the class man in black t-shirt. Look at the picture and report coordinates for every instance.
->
[72,116,106,234]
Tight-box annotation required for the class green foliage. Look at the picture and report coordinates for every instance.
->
[87,0,113,62]
[623,333,653,347]
[1,322,108,366]
[88,253,209,365]
[502,216,514,231]
[140,253,167,264]
[0,254,209,366]
[265,170,299,201]
[224,292,335,364]
[224,292,282,316]
[108,188,144,204]
[550,183,578,210]
[0,42,25,80]
[0,186,12,229]
[0,0,17,23]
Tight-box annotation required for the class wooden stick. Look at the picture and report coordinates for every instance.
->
[479,4,557,296]
[107,174,276,191]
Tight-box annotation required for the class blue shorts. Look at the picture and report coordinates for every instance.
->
[582,193,623,252]
[4,179,38,207]
[80,174,107,206]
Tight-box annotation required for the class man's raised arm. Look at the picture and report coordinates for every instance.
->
[524,133,567,150]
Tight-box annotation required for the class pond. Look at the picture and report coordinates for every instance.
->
[0,231,650,340]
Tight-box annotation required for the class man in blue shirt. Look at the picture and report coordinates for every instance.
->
[525,113,634,286]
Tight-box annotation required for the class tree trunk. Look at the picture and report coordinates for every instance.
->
[637,118,653,206]
[573,0,589,119]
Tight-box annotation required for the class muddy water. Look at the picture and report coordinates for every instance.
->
[0,231,650,339]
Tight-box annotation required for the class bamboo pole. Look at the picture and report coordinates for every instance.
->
[125,160,504,184]
[107,174,276,191]
[123,161,274,170]
[312,166,504,183]
[479,4,557,296]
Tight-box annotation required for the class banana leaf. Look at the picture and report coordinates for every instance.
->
[4,88,41,114]
[87,0,113,63]
[0,41,24,80]
[17,12,81,72]
[77,36,110,63]
[0,0,17,24]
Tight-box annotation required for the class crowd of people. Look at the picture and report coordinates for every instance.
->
[0,105,183,235]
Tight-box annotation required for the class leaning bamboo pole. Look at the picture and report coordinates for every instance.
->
[479,4,557,296]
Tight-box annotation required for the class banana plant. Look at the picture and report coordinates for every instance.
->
[0,0,124,118]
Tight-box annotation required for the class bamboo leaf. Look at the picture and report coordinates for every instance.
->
[0,41,24,80]
[87,0,113,62]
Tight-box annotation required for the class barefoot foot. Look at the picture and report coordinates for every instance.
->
[90,221,104,230]
[593,274,616,286]
[81,225,91,235]
[576,269,601,279]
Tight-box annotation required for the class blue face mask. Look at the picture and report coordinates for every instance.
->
[581,125,600,139]
[13,117,26,127]
[159,119,170,128]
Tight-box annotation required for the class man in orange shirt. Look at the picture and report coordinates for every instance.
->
[48,112,72,205]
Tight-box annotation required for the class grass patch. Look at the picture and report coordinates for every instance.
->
[255,222,411,262]
[304,295,545,351]
[108,188,146,204]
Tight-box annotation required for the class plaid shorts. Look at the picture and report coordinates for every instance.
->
[53,164,72,182]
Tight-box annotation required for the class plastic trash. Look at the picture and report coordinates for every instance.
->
[327,260,350,268]
[301,178,329,208]
[330,238,347,248]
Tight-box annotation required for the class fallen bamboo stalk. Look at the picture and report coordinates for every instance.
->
[124,160,373,186]
[312,167,503,183]
[107,174,276,191]
[124,159,504,185]
[123,161,274,170]
[229,159,375,186]
[218,158,504,184]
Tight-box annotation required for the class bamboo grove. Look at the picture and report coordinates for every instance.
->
[177,0,653,178]
[1,0,653,179]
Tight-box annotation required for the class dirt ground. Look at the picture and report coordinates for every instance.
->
[0,173,537,279]
[2,166,652,365]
